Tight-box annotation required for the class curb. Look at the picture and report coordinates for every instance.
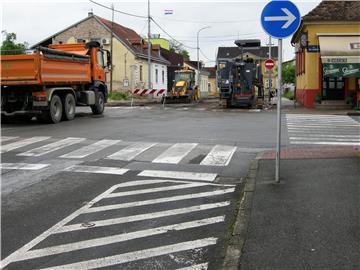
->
[222,153,262,270]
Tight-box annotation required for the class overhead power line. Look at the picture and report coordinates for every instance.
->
[199,48,214,62]
[154,17,258,24]
[150,18,197,50]
[89,0,147,19]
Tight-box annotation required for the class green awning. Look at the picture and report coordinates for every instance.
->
[323,63,360,78]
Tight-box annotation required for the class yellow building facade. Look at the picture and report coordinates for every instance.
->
[291,1,360,108]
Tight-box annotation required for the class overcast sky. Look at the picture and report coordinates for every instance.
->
[1,0,321,65]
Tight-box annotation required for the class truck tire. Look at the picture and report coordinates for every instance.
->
[37,95,63,124]
[91,91,105,115]
[62,93,76,121]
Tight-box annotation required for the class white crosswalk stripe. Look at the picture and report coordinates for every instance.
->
[200,145,237,166]
[176,263,208,270]
[153,143,198,164]
[60,139,120,158]
[64,165,129,175]
[1,179,233,269]
[18,137,86,157]
[286,114,360,146]
[138,170,217,181]
[1,136,50,153]
[107,141,156,161]
[0,163,49,170]
[0,136,18,143]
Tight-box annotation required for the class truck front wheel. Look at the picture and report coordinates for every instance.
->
[91,91,104,115]
[37,95,63,124]
[62,93,76,121]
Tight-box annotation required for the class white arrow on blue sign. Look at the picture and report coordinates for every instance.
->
[261,0,301,39]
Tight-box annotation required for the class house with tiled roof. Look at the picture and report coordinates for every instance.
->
[32,12,170,92]
[291,0,360,108]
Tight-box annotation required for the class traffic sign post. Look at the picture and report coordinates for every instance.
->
[261,1,300,183]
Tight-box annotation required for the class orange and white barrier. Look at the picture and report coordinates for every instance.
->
[132,89,166,96]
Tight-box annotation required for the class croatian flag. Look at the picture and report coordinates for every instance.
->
[164,9,173,15]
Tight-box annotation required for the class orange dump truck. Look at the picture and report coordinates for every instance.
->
[1,41,110,123]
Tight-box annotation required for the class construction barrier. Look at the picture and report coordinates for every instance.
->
[130,89,167,107]
[132,89,166,96]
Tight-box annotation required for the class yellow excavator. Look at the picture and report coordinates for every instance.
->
[165,67,200,103]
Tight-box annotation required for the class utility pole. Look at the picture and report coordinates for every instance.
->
[109,3,114,93]
[147,0,151,91]
[197,26,210,90]
[267,35,274,103]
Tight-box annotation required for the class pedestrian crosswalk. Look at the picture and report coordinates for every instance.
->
[286,114,360,146]
[1,179,235,269]
[1,136,245,180]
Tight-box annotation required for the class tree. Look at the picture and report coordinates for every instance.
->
[169,40,190,60]
[1,31,28,55]
[282,62,295,84]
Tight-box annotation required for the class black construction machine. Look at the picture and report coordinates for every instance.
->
[218,39,263,108]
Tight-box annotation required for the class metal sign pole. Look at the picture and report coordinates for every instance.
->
[275,38,282,183]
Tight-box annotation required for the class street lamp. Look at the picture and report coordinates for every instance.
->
[197,26,211,89]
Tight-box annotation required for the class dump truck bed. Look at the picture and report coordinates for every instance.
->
[1,47,91,86]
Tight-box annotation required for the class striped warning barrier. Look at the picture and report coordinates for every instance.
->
[132,89,166,96]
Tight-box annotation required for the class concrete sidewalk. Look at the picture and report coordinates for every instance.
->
[236,157,359,270]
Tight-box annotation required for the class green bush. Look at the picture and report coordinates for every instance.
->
[108,92,128,100]
[314,93,322,104]
[282,89,294,100]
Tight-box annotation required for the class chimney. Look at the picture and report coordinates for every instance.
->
[88,11,93,17]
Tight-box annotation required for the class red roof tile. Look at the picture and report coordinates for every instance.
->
[303,1,360,21]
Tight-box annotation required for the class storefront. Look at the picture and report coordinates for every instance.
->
[291,1,360,108]
[319,35,360,104]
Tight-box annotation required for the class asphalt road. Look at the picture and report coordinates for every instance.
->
[1,101,358,269]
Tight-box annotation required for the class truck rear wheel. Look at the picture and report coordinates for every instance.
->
[91,91,104,115]
[37,94,63,124]
[62,93,76,121]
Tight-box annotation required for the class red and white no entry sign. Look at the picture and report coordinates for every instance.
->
[265,59,275,70]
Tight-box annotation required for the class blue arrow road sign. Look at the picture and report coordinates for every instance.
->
[261,0,301,39]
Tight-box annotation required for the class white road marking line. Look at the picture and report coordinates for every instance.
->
[138,170,217,181]
[287,123,360,130]
[1,183,121,268]
[0,180,229,268]
[56,202,229,233]
[85,188,235,213]
[60,139,120,158]
[0,136,50,153]
[64,165,129,175]
[0,136,18,143]
[176,263,208,270]
[286,114,355,118]
[106,182,209,198]
[287,133,360,138]
[290,141,360,146]
[200,145,236,166]
[289,137,360,142]
[18,137,85,157]
[19,217,224,263]
[0,163,49,170]
[153,143,198,164]
[288,125,360,131]
[36,238,218,270]
[107,142,157,161]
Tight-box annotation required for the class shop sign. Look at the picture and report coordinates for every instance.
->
[324,58,348,64]
[350,43,360,50]
[307,45,320,52]
[323,63,360,78]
